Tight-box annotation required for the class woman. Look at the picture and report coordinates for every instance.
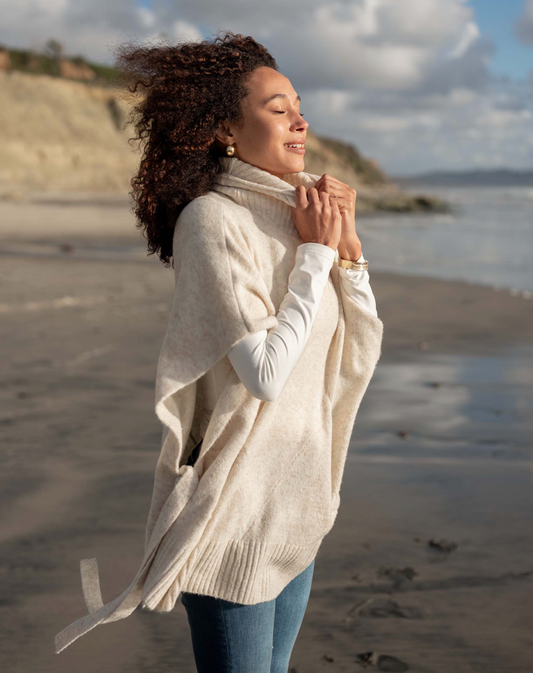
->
[54,31,384,672]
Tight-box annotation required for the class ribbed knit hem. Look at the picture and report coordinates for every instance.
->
[143,535,324,610]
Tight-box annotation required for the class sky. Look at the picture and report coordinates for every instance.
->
[0,0,532,176]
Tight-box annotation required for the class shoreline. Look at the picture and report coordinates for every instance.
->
[1,201,532,671]
[371,269,533,358]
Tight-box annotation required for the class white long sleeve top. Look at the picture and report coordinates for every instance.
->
[196,242,377,440]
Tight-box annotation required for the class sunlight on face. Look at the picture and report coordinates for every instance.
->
[218,66,309,179]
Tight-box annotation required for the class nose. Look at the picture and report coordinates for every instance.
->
[293,117,308,132]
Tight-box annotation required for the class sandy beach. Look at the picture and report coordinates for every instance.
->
[1,194,532,672]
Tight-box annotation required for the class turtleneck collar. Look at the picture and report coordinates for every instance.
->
[210,156,321,237]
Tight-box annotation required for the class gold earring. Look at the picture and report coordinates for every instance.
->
[225,145,235,156]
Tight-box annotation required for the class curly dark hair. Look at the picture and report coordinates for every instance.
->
[113,30,278,267]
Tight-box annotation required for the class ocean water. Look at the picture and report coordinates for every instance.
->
[354,342,533,462]
[2,185,532,296]
[357,184,533,295]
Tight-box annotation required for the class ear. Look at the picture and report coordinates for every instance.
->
[214,121,234,147]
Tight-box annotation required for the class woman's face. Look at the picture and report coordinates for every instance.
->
[216,66,309,179]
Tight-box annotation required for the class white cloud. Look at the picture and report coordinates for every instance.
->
[357,113,441,132]
[447,20,480,59]
[516,0,533,45]
[172,21,203,42]
[137,6,155,29]
[476,108,532,128]
[448,87,478,106]
[0,0,530,174]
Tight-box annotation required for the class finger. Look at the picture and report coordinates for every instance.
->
[294,185,308,209]
[329,194,349,212]
[307,187,320,203]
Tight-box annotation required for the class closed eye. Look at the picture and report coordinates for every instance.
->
[274,111,305,116]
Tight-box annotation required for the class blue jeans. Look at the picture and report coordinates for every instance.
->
[182,438,315,671]
[180,557,315,673]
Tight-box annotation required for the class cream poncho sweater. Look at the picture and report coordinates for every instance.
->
[54,156,384,654]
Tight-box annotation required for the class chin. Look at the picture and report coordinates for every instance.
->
[259,154,304,179]
[281,157,305,175]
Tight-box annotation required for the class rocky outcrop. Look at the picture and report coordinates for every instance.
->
[0,69,448,213]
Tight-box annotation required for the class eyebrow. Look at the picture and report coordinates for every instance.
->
[262,93,301,105]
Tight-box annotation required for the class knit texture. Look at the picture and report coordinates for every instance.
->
[54,156,384,654]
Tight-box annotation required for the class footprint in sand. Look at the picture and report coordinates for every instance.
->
[344,597,423,628]
[377,654,410,671]
[357,597,423,620]
[356,651,409,671]
[428,537,458,552]
[376,565,418,589]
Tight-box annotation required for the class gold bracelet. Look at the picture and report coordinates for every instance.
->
[337,256,369,271]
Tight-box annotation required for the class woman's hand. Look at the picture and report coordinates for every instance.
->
[290,186,342,251]
[312,174,362,261]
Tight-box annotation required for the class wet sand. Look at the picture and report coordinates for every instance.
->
[1,195,532,672]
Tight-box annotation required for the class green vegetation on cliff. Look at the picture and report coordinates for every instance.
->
[0,46,449,213]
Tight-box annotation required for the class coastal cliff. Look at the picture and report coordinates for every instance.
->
[0,68,447,213]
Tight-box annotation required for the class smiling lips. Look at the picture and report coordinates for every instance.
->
[284,142,305,153]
